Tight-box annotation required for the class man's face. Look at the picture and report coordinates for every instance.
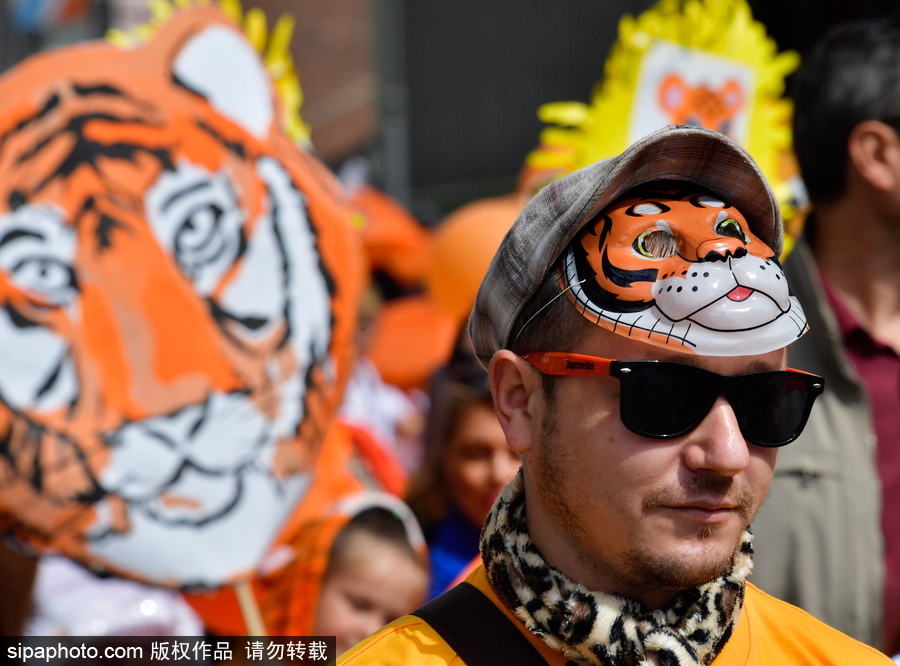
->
[524,326,782,606]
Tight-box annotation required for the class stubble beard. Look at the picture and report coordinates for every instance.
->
[534,402,755,600]
[627,477,754,591]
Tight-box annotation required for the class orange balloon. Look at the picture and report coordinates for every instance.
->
[425,195,521,322]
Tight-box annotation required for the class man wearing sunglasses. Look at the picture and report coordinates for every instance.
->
[339,126,890,665]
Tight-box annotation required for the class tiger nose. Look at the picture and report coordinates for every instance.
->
[83,263,244,423]
[696,238,748,262]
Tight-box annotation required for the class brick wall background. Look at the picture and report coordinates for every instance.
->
[251,0,376,165]
[106,0,376,166]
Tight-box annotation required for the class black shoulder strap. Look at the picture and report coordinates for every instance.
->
[411,581,547,665]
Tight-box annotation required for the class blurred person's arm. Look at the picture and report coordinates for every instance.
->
[0,540,37,635]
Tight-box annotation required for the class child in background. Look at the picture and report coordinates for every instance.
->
[266,492,428,655]
[314,500,428,655]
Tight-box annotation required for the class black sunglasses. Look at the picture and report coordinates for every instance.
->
[523,351,825,447]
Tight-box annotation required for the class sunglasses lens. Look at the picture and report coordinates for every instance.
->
[731,373,815,446]
[615,363,820,445]
[618,364,715,438]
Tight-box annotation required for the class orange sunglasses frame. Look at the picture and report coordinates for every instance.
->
[522,351,821,380]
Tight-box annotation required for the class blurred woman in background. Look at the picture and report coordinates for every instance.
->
[406,344,521,600]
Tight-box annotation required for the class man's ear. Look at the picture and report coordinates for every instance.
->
[847,120,900,193]
[488,350,544,453]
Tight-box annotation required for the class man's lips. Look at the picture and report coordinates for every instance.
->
[679,498,736,511]
[661,499,739,521]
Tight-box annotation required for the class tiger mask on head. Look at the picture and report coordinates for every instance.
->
[562,183,807,356]
[0,6,364,587]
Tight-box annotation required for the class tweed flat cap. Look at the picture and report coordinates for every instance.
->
[468,125,782,367]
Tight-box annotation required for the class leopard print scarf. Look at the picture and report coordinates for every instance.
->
[481,473,752,666]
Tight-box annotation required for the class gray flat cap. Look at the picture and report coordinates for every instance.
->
[468,125,782,367]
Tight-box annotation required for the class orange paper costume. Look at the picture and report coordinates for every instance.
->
[0,4,365,588]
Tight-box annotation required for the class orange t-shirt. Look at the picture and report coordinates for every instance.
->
[339,565,893,665]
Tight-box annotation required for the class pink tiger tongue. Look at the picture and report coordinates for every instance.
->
[727,286,754,302]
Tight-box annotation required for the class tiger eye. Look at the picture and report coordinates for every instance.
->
[634,229,678,259]
[715,218,746,241]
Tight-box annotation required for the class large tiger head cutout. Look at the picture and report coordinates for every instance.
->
[0,6,364,587]
[562,183,807,355]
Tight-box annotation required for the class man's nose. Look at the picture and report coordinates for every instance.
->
[682,396,750,476]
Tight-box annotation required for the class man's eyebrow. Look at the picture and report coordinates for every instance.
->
[659,352,702,367]
[742,359,783,373]
[666,354,780,373]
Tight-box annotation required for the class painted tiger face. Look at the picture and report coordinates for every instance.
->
[658,75,743,138]
[0,7,363,587]
[562,186,807,355]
